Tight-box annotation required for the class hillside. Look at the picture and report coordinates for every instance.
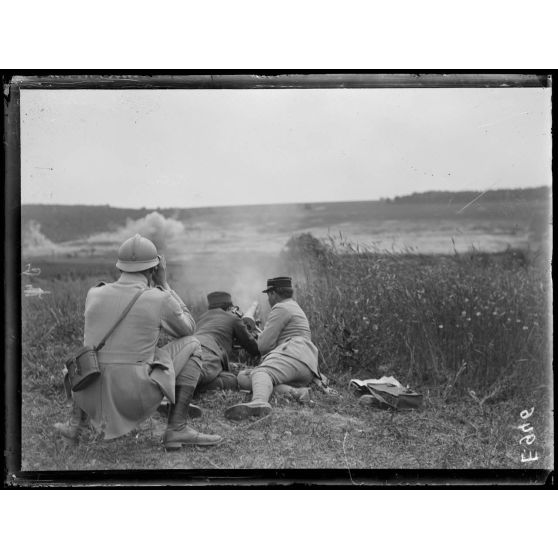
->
[21,203,313,243]
[21,186,550,244]
[21,186,551,257]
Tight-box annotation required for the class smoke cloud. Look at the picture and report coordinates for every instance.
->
[121,211,185,252]
[22,221,59,255]
[89,211,185,252]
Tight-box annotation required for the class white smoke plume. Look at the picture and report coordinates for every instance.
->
[121,211,185,252]
[89,211,185,252]
[22,221,59,255]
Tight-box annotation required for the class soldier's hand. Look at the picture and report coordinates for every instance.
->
[153,254,169,289]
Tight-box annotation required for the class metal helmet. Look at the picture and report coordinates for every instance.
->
[116,234,159,272]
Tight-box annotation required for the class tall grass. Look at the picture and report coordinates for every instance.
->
[22,279,87,390]
[282,233,550,399]
[22,237,550,403]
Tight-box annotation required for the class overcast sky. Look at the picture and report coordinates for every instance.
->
[21,87,551,209]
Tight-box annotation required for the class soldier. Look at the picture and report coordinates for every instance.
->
[54,234,222,449]
[225,276,318,420]
[195,291,260,393]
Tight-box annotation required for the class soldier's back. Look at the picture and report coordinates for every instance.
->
[84,279,167,356]
[195,308,237,354]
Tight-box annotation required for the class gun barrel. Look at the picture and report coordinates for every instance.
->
[243,301,259,321]
[242,301,262,335]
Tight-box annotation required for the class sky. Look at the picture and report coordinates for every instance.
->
[20,86,552,209]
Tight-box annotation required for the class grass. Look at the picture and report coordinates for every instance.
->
[21,381,553,471]
[20,236,553,473]
[284,234,550,400]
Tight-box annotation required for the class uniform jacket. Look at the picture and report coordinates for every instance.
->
[195,308,259,374]
[73,272,196,439]
[257,298,319,375]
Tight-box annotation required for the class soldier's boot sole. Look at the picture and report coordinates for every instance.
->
[224,402,272,421]
[163,425,223,450]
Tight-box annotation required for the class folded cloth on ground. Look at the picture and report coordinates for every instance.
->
[350,376,403,389]
[349,376,423,410]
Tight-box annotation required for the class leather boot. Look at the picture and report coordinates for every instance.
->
[236,370,252,391]
[197,372,239,393]
[163,385,222,450]
[274,384,311,403]
[54,402,89,442]
[224,370,273,421]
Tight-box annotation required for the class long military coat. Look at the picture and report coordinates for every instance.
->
[257,298,319,375]
[73,272,197,439]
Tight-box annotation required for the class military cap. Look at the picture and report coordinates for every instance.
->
[207,291,233,308]
[262,276,292,293]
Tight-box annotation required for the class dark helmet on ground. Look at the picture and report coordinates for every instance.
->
[116,234,160,272]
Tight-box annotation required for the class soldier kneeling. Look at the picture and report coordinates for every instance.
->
[54,234,222,450]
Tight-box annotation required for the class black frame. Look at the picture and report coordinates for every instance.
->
[3,72,554,487]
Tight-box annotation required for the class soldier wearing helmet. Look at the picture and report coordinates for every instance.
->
[54,234,222,449]
[194,291,260,393]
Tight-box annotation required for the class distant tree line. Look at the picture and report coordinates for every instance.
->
[21,205,154,243]
[387,186,550,204]
[20,203,306,243]
[20,205,221,244]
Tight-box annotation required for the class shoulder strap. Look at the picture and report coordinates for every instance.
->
[95,288,146,351]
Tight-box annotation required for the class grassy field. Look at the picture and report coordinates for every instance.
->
[20,235,553,474]
[22,382,551,471]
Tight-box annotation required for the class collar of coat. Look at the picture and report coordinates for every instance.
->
[272,297,294,308]
[117,272,149,286]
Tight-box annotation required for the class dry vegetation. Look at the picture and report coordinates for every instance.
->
[285,234,550,400]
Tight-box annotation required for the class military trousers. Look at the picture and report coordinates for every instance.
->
[162,337,204,389]
[237,357,314,390]
[198,346,225,385]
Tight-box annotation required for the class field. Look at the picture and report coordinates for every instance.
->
[19,229,553,475]
[22,193,550,259]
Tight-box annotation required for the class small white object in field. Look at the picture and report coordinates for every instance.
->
[22,264,41,277]
[24,285,51,298]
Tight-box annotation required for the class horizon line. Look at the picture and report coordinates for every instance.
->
[20,184,550,212]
